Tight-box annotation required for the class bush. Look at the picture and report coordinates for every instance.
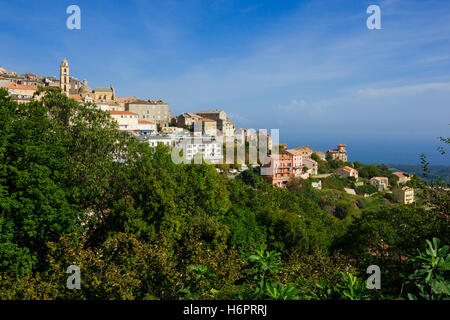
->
[384,193,395,201]
[355,184,378,195]
[322,177,346,191]
[334,201,352,219]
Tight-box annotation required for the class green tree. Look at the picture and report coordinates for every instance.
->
[359,164,381,179]
[355,184,378,195]
[334,205,449,295]
[0,89,81,273]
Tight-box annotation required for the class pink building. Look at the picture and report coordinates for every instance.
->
[262,151,296,187]
[261,149,311,187]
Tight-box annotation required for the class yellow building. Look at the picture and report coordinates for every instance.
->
[94,85,115,101]
[393,186,414,204]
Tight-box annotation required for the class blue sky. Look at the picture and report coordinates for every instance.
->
[1,0,449,164]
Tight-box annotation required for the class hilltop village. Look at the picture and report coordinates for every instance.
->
[2,57,446,303]
[0,59,415,205]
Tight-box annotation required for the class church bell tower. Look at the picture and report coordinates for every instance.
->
[60,58,70,96]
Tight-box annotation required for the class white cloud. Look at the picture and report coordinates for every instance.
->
[356,82,450,98]
[419,55,450,64]
[277,99,309,112]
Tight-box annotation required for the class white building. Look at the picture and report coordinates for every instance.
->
[140,133,223,164]
[97,101,123,112]
[137,120,157,134]
[336,166,358,179]
[108,110,139,131]
[161,127,186,135]
[176,138,223,164]
[311,181,322,189]
[370,177,389,191]
[393,172,409,184]
[302,158,318,175]
[144,135,182,148]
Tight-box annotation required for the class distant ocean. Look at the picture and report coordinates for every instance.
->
[283,137,449,166]
[389,165,450,184]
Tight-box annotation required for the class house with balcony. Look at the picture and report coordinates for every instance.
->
[370,177,389,191]
[393,186,414,204]
[327,144,348,162]
[261,147,318,187]
[108,110,139,131]
[393,172,409,184]
[337,166,359,179]
[261,151,294,187]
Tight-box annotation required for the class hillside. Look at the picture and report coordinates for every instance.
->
[390,164,450,184]
[0,88,449,301]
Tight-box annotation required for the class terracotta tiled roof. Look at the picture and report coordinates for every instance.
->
[370,177,389,181]
[340,166,356,172]
[109,110,137,115]
[197,110,223,114]
[285,149,303,156]
[184,112,202,119]
[148,99,166,104]
[126,99,151,104]
[393,172,405,177]
[5,83,37,90]
[138,120,155,124]
[126,99,167,105]
[95,87,113,92]
[295,145,312,151]
[69,94,83,102]
[116,96,139,103]
[200,117,216,122]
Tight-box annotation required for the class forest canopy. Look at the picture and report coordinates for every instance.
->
[0,88,448,300]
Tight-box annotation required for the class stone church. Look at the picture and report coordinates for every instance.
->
[59,58,115,103]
